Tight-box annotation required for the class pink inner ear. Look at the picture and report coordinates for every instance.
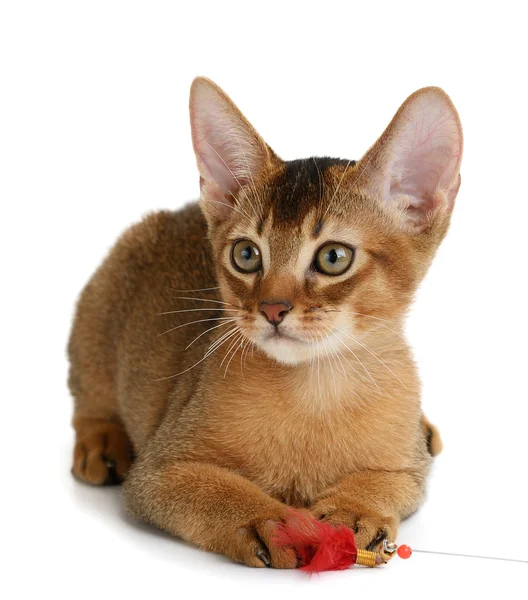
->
[385,97,462,223]
[190,80,265,208]
[197,130,243,199]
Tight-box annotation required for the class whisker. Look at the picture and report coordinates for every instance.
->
[158,308,241,316]
[171,286,220,293]
[184,319,238,350]
[328,338,348,379]
[224,333,245,378]
[239,338,248,379]
[204,326,240,358]
[333,331,381,392]
[316,336,321,395]
[240,335,253,375]
[308,333,317,403]
[334,326,407,389]
[158,316,241,337]
[340,310,405,339]
[155,355,210,381]
[325,330,370,408]
[322,336,338,398]
[323,326,348,380]
[171,296,242,309]
[156,324,240,381]
[220,331,242,369]
[328,308,398,325]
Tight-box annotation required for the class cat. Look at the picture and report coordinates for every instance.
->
[68,77,461,568]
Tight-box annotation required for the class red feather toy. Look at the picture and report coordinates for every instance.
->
[274,511,409,572]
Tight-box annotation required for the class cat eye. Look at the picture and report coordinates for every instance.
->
[314,243,354,276]
[231,240,262,273]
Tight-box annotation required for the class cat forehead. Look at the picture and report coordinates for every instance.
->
[259,157,357,229]
[225,156,389,260]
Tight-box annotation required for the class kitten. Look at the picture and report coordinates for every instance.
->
[69,77,461,567]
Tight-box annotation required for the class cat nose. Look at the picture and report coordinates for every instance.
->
[259,301,292,326]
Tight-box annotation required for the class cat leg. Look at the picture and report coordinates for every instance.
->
[309,468,428,550]
[68,317,133,485]
[123,458,298,568]
[69,364,133,485]
[72,414,133,485]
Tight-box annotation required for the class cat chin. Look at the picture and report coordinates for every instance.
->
[257,338,311,365]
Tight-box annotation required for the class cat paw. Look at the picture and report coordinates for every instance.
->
[310,497,397,551]
[72,422,132,485]
[226,515,299,569]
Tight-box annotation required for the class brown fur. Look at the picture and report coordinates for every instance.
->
[68,78,461,567]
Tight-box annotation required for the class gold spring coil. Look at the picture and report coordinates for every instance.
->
[355,549,378,568]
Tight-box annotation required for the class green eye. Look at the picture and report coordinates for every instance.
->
[314,243,354,276]
[231,240,262,273]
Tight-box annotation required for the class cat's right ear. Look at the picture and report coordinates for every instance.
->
[355,87,463,233]
[189,77,275,226]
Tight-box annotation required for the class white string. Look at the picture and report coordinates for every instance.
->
[412,549,528,564]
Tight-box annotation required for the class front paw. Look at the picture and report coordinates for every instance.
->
[310,497,397,551]
[223,513,300,569]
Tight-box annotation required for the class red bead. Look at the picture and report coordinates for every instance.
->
[397,545,412,559]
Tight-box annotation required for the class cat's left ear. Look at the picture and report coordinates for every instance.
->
[356,87,463,232]
[189,77,276,225]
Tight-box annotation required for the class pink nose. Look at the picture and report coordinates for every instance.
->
[259,301,292,325]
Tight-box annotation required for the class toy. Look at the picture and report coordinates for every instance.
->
[274,510,528,572]
[274,512,411,573]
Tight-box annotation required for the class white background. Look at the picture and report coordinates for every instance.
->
[1,1,527,598]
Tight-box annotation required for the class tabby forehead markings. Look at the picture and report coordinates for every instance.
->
[269,158,356,225]
[313,219,324,238]
[289,210,324,282]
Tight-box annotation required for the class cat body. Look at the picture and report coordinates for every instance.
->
[69,78,461,567]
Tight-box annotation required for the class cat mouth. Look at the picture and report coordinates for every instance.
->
[266,329,304,344]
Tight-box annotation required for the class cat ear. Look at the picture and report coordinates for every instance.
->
[356,87,463,231]
[189,77,274,223]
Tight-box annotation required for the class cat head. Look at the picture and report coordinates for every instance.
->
[189,77,463,365]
